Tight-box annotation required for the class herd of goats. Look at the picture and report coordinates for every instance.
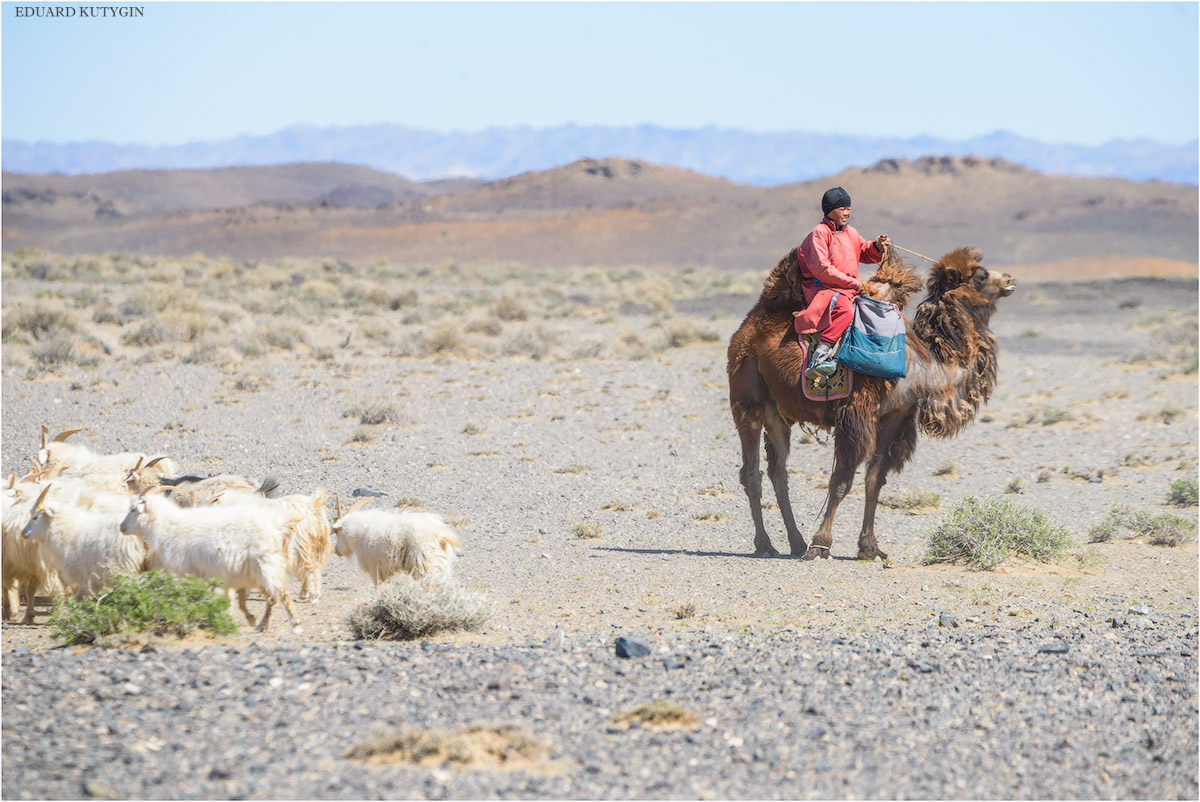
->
[2,427,462,632]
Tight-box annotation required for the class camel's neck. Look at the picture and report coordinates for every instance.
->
[903,294,1000,438]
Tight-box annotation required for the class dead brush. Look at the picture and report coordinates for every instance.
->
[344,724,557,772]
[613,700,700,731]
[345,574,490,640]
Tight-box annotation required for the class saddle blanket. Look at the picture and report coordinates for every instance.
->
[799,332,853,401]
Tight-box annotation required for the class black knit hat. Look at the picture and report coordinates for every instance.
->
[821,186,851,215]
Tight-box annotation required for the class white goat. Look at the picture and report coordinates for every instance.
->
[1,480,65,622]
[119,490,302,632]
[211,487,332,602]
[36,427,178,489]
[162,474,280,507]
[332,497,460,584]
[21,484,147,600]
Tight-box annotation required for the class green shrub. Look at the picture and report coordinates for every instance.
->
[346,574,490,640]
[48,571,239,645]
[1089,505,1198,546]
[923,496,1071,570]
[1166,478,1198,507]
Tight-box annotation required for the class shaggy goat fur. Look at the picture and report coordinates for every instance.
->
[162,474,281,507]
[21,486,147,600]
[726,245,1014,561]
[120,492,302,632]
[333,508,460,585]
[213,488,333,601]
[1,483,65,622]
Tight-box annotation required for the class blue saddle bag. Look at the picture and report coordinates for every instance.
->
[836,295,907,379]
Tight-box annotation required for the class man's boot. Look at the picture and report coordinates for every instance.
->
[806,340,839,378]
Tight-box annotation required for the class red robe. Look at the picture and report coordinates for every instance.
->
[793,217,883,344]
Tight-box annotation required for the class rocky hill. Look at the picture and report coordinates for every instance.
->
[2,157,1195,274]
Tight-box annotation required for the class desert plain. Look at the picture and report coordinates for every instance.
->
[0,158,1197,799]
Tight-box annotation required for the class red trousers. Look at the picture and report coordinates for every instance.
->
[794,288,856,345]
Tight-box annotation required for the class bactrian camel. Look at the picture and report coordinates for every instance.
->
[726,246,1015,560]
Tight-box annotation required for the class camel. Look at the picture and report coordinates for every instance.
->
[726,245,1015,560]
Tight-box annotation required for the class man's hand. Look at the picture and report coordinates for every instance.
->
[875,233,890,250]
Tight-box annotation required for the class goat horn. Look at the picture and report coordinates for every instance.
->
[335,494,343,520]
[40,425,49,450]
[346,497,372,515]
[129,456,144,473]
[144,456,167,469]
[52,428,83,443]
[7,474,16,489]
[33,483,52,511]
[142,485,169,497]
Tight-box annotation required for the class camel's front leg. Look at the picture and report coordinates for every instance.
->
[856,452,890,562]
[763,406,807,556]
[857,415,917,561]
[804,447,857,560]
[805,407,876,560]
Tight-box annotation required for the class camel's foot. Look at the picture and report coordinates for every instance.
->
[753,544,781,558]
[857,546,888,562]
[802,544,831,561]
[789,542,809,558]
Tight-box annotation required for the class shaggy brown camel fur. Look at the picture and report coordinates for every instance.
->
[726,245,1015,560]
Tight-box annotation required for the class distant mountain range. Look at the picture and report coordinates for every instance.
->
[4,124,1197,186]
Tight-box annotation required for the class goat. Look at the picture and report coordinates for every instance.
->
[119,490,302,632]
[332,496,460,584]
[21,484,147,600]
[211,487,333,602]
[2,480,65,622]
[36,427,177,496]
[160,474,281,507]
[123,456,182,495]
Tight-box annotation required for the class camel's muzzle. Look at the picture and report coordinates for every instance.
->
[1000,274,1016,297]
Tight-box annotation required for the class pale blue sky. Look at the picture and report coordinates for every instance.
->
[2,1,1197,146]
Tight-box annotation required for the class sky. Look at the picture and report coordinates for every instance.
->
[1,1,1197,147]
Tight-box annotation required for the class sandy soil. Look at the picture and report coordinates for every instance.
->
[1,271,1196,653]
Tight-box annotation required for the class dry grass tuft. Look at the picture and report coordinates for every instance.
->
[613,700,700,731]
[344,725,563,773]
[346,574,491,640]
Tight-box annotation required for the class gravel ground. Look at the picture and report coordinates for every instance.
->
[2,626,1195,799]
[2,276,1197,798]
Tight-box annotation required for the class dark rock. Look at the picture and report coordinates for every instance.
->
[351,488,386,498]
[938,612,960,629]
[1038,640,1071,654]
[614,636,651,659]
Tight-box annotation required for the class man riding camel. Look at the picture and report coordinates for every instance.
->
[793,186,889,378]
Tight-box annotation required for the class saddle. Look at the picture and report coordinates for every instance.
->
[798,332,853,401]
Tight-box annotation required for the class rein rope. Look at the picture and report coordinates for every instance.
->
[889,243,938,264]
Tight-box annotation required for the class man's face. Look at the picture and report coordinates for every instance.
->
[828,206,851,226]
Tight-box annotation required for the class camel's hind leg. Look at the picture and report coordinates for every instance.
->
[730,357,779,558]
[857,415,918,561]
[762,405,807,557]
[805,403,877,560]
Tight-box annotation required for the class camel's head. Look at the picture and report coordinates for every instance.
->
[927,247,1015,306]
